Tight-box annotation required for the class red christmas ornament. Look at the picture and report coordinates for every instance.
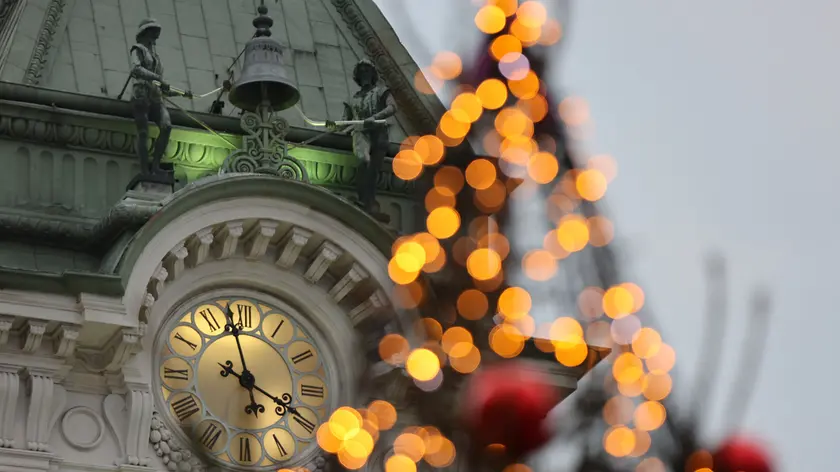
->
[713,435,774,472]
[462,361,560,459]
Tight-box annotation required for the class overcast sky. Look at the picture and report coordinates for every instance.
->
[373,0,839,469]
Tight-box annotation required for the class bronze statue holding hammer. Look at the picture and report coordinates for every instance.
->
[128,18,192,175]
[327,59,397,214]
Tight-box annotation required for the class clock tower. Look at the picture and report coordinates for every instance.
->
[0,1,606,471]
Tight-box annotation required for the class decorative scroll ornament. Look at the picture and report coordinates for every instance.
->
[221,103,309,182]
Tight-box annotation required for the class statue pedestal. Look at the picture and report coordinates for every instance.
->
[126,169,175,197]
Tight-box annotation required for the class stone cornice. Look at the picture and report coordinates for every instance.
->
[0,98,416,195]
[0,99,416,255]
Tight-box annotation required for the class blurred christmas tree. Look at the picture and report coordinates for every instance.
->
[311,2,777,471]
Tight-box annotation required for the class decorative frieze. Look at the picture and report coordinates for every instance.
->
[329,263,370,302]
[276,227,312,269]
[104,324,147,373]
[0,316,12,345]
[213,220,245,260]
[304,242,344,283]
[21,320,47,353]
[164,241,189,281]
[50,324,80,358]
[147,264,169,300]
[348,290,389,325]
[246,220,279,260]
[187,227,215,267]
[76,323,147,374]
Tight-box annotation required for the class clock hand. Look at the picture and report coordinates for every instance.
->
[218,362,298,418]
[224,305,252,379]
[223,305,262,418]
[218,360,265,418]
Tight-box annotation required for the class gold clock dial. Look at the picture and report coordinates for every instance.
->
[230,432,261,466]
[197,334,293,431]
[155,297,331,470]
[264,428,296,461]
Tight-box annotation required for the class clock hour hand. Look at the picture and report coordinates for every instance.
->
[224,305,251,377]
[218,360,265,418]
[218,362,297,418]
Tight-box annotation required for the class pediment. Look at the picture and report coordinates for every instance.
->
[0,0,442,141]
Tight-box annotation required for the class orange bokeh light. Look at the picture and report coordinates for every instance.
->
[466,248,502,281]
[490,35,522,61]
[576,169,608,201]
[465,158,497,190]
[427,207,460,239]
[556,215,590,252]
[475,5,507,34]
[508,70,540,99]
[516,1,548,29]
[451,92,483,123]
[476,79,509,110]
[392,150,423,181]
[431,51,462,81]
[414,134,445,165]
[528,152,559,184]
[498,286,532,321]
[457,289,489,320]
[522,249,557,281]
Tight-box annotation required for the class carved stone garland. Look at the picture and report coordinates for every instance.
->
[149,411,204,472]
[220,104,309,181]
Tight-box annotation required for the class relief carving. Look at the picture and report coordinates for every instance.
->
[60,406,106,450]
[149,411,204,472]
[23,0,68,85]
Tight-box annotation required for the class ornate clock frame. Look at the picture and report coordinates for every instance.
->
[152,288,342,471]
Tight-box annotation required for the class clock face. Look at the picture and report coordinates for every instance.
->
[155,296,331,469]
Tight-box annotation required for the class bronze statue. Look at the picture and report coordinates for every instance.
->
[129,19,190,175]
[328,59,397,213]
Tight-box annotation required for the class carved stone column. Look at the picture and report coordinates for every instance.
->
[22,368,66,452]
[0,366,20,448]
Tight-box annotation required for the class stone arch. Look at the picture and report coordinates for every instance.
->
[117,174,417,406]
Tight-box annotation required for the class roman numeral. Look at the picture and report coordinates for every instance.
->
[291,350,313,365]
[171,395,199,422]
[173,332,197,351]
[300,384,324,398]
[199,422,222,449]
[163,367,189,381]
[199,309,221,332]
[272,434,287,457]
[236,304,253,328]
[293,414,316,434]
[270,319,285,338]
[239,436,252,462]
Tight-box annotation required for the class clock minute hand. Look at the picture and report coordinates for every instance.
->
[224,305,251,375]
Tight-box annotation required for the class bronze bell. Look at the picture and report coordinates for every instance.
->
[228,3,300,112]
